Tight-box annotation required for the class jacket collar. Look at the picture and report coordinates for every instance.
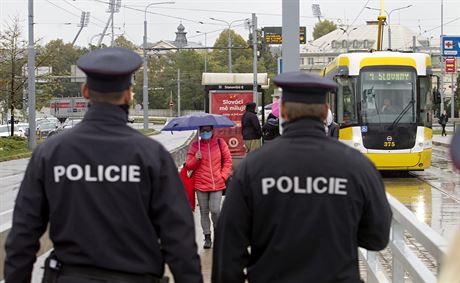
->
[282,117,326,138]
[83,102,128,124]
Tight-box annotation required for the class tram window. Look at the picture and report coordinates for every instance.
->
[360,69,416,124]
[419,77,433,126]
[335,76,357,125]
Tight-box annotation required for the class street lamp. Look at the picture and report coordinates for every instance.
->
[196,31,208,72]
[366,5,412,49]
[339,27,357,52]
[143,1,174,130]
[209,17,249,73]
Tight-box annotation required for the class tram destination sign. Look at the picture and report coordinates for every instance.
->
[263,26,306,44]
[363,71,411,81]
[442,36,460,57]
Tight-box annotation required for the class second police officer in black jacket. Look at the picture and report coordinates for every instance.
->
[212,71,392,283]
[4,48,203,283]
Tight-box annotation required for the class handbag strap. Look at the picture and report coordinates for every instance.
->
[217,138,223,169]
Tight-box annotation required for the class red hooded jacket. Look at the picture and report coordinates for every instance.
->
[185,137,232,192]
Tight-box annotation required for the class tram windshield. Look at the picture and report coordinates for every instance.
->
[360,68,416,124]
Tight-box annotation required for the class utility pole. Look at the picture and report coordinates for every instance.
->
[452,73,455,119]
[72,12,90,46]
[99,0,121,47]
[440,0,445,113]
[177,68,181,116]
[282,0,300,72]
[28,0,36,149]
[170,90,173,117]
[252,13,258,105]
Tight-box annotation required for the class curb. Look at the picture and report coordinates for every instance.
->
[433,141,450,148]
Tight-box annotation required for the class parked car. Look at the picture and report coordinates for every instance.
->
[47,119,82,137]
[0,123,27,137]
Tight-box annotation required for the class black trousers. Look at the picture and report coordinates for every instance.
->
[441,124,447,136]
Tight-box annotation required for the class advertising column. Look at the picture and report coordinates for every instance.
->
[210,91,254,157]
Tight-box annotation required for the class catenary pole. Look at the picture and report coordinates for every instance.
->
[28,0,37,149]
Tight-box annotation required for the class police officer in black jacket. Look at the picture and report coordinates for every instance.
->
[212,71,392,283]
[4,48,203,283]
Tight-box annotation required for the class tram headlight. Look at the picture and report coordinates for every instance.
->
[353,137,361,148]
[417,137,424,148]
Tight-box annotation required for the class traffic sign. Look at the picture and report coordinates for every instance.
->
[445,57,457,73]
[442,36,460,57]
[169,101,174,107]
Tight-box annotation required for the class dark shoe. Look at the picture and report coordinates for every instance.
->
[204,234,212,249]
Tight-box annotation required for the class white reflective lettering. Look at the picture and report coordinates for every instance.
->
[98,165,104,181]
[293,176,306,194]
[129,165,141,182]
[105,166,120,182]
[121,165,127,182]
[277,176,293,193]
[67,164,83,181]
[335,178,348,195]
[328,178,335,194]
[262,178,276,195]
[54,166,65,183]
[306,177,313,193]
[85,165,97,182]
[313,177,328,194]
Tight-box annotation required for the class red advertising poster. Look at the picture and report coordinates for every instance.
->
[210,91,254,157]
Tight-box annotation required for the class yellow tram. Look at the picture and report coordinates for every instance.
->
[322,51,434,170]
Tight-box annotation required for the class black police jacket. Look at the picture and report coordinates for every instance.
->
[212,118,392,283]
[5,103,203,283]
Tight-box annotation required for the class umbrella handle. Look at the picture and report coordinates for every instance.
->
[197,129,200,153]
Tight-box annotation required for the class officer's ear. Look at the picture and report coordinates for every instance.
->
[122,87,134,105]
[82,84,90,99]
[320,104,328,121]
[281,100,288,121]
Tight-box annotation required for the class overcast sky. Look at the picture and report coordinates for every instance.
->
[1,0,459,48]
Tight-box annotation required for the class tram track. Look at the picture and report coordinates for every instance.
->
[365,146,460,281]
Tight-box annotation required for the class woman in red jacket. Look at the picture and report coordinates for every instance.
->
[185,125,232,249]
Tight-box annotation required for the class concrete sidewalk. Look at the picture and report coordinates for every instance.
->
[433,134,453,148]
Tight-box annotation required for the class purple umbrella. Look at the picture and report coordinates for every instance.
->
[162,113,235,152]
[162,112,235,131]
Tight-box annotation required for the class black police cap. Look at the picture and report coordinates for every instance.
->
[273,71,337,104]
[77,47,142,92]
[451,131,460,170]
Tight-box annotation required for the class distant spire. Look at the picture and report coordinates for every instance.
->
[174,22,187,48]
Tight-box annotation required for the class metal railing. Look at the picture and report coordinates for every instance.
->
[361,194,448,283]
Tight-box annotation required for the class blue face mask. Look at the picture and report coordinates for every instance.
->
[200,131,213,140]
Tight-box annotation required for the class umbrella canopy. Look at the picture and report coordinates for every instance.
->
[162,112,235,131]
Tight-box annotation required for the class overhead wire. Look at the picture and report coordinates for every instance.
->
[44,0,105,28]
[61,0,108,26]
[400,16,460,47]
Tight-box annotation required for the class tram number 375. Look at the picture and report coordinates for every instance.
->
[383,141,396,147]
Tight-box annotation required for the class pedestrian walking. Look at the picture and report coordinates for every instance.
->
[4,47,202,283]
[439,110,448,136]
[241,102,262,153]
[262,113,280,143]
[212,71,392,283]
[185,125,232,249]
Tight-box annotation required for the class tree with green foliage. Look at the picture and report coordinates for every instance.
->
[208,29,252,73]
[114,35,138,50]
[133,50,205,111]
[0,18,27,128]
[312,20,337,40]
